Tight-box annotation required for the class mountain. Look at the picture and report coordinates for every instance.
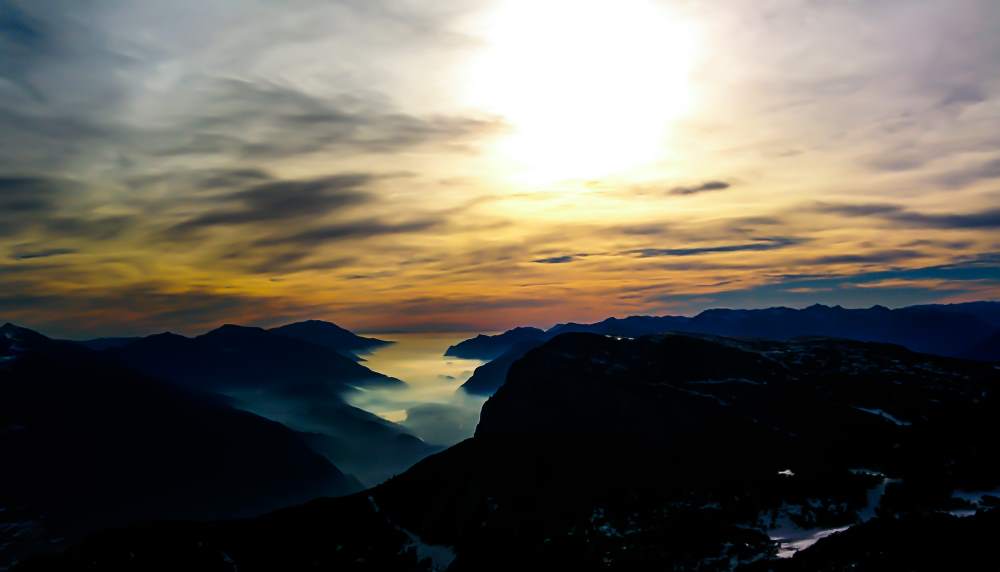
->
[0,323,359,568]
[457,301,1000,396]
[110,323,399,393]
[74,337,140,351]
[443,327,545,360]
[682,303,996,357]
[962,329,1000,362]
[269,319,391,358]
[458,340,537,395]
[547,302,999,357]
[107,324,434,486]
[912,301,1000,329]
[546,314,691,338]
[29,332,1000,570]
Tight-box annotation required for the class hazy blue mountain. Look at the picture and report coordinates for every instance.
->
[546,314,691,338]
[964,330,1000,362]
[31,332,1000,570]
[547,303,998,358]
[0,323,359,567]
[911,301,1000,329]
[443,326,545,360]
[106,324,433,486]
[110,323,399,393]
[269,319,391,358]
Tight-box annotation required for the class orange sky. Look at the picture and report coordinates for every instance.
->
[1,0,998,338]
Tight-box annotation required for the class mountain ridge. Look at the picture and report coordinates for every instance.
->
[458,301,1000,395]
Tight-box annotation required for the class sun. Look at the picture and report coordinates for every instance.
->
[466,0,699,183]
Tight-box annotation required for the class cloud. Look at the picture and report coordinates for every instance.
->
[939,83,987,108]
[820,202,1000,229]
[0,176,65,213]
[819,202,903,217]
[141,78,504,162]
[628,237,804,258]
[616,223,671,236]
[806,250,927,265]
[167,174,376,238]
[646,255,1000,314]
[0,281,370,339]
[0,176,131,241]
[11,247,77,260]
[668,181,731,196]
[533,255,577,264]
[935,156,1000,189]
[890,208,1000,230]
[254,217,442,248]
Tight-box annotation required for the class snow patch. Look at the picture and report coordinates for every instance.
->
[950,486,1000,516]
[368,496,455,571]
[771,525,850,558]
[400,529,456,571]
[853,406,912,426]
[688,378,763,386]
[768,474,897,558]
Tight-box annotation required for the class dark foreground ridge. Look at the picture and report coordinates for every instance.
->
[23,331,1000,571]
[0,323,360,567]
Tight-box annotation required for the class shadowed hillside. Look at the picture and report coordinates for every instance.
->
[26,332,1000,570]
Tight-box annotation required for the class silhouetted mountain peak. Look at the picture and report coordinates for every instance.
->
[1,322,52,349]
[269,320,390,355]
[293,319,350,330]
[444,326,545,360]
[201,323,267,339]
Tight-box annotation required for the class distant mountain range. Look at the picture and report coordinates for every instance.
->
[79,319,391,360]
[27,331,1000,570]
[107,323,398,393]
[457,301,1000,395]
[269,319,391,356]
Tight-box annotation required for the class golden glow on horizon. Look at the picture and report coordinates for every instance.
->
[3,1,998,339]
[467,0,699,183]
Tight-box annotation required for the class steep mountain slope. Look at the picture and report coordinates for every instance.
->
[269,319,391,358]
[0,323,358,568]
[444,327,545,360]
[108,324,433,485]
[458,340,537,395]
[31,332,1000,570]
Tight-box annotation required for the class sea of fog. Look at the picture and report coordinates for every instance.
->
[348,333,490,446]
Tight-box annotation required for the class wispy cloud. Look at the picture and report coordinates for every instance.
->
[819,202,1000,229]
[668,180,731,196]
[628,237,805,258]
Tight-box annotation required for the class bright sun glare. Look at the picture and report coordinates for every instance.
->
[468,0,699,183]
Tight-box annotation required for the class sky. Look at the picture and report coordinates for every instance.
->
[1,0,999,338]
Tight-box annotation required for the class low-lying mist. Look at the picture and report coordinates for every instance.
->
[346,332,489,446]
[220,332,488,486]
